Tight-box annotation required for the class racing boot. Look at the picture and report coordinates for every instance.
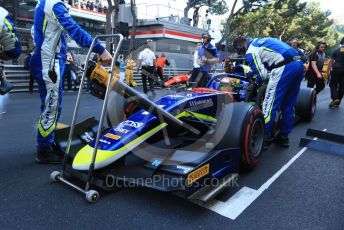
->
[36,147,63,164]
[329,99,340,108]
[273,135,289,148]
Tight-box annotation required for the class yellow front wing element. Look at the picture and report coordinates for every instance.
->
[72,111,216,170]
[72,123,167,170]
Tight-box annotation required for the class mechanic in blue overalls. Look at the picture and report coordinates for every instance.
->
[195,33,219,87]
[0,7,22,94]
[30,0,112,164]
[233,37,304,147]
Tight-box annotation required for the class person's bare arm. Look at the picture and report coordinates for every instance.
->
[311,61,322,79]
[207,57,219,64]
[327,58,334,77]
[196,56,202,65]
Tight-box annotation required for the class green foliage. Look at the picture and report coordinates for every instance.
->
[336,25,344,33]
[208,0,229,15]
[227,0,338,52]
[184,0,229,16]
[216,0,270,45]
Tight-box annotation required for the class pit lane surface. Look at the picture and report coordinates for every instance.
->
[0,86,343,229]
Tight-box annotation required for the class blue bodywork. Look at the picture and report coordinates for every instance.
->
[70,89,242,194]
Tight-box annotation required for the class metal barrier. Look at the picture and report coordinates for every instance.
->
[2,65,31,93]
[3,65,224,93]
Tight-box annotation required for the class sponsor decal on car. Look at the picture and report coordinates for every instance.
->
[176,165,193,173]
[152,159,162,167]
[186,164,209,185]
[104,133,121,140]
[114,127,130,134]
[79,131,94,143]
[188,98,213,108]
[99,139,111,145]
[120,120,144,129]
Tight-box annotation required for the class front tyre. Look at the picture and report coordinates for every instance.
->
[215,103,265,170]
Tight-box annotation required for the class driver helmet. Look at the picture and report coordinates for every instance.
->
[218,77,241,92]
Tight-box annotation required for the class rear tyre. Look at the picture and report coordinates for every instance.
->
[295,88,316,122]
[215,103,265,170]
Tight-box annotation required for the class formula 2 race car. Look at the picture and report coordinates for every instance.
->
[51,36,266,203]
[51,36,315,203]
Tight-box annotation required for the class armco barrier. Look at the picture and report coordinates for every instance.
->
[3,65,222,93]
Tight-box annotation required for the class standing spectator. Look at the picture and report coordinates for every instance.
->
[98,3,103,12]
[125,54,137,87]
[24,50,35,93]
[0,6,22,95]
[138,41,156,95]
[156,53,170,87]
[189,42,201,85]
[118,54,126,81]
[196,33,219,87]
[327,37,344,108]
[30,0,112,164]
[289,38,307,63]
[0,7,21,61]
[64,51,73,91]
[70,52,79,90]
[306,41,327,94]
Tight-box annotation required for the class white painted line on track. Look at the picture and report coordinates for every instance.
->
[197,129,326,220]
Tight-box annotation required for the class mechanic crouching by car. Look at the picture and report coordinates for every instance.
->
[195,33,219,87]
[30,0,112,164]
[0,6,22,95]
[233,37,304,148]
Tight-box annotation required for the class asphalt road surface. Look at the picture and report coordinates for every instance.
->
[0,85,343,229]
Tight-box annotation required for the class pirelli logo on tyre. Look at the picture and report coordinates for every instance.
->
[104,133,121,140]
[186,164,209,185]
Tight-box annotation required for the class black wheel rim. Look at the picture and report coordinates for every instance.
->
[249,119,265,158]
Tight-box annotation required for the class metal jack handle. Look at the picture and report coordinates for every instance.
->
[85,34,124,191]
[61,34,124,179]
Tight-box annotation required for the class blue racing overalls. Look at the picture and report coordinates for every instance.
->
[246,37,304,138]
[30,0,105,151]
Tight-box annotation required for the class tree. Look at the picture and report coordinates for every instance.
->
[183,0,229,20]
[216,0,270,46]
[228,0,338,51]
[229,0,305,40]
[294,1,337,51]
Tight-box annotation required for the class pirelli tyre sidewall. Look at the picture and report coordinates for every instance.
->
[295,87,317,122]
[215,103,265,170]
[239,104,265,170]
